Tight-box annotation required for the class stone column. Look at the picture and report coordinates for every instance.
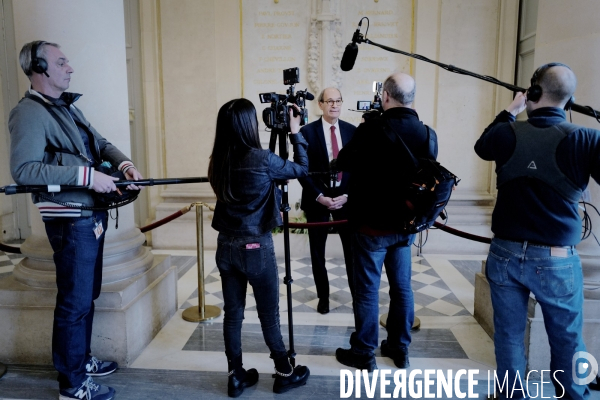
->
[0,0,177,366]
[307,0,344,99]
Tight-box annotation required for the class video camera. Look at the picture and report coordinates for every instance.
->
[356,81,383,119]
[259,67,314,131]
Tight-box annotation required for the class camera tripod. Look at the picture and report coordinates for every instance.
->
[269,126,298,367]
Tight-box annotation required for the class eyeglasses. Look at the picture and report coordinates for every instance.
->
[321,99,343,106]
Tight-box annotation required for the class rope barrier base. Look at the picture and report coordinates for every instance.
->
[182,305,221,322]
[0,362,6,378]
[380,313,421,331]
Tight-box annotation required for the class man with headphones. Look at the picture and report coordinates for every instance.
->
[9,41,143,400]
[475,63,599,399]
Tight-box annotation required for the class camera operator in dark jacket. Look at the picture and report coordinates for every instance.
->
[475,63,600,399]
[209,99,310,396]
[334,72,438,371]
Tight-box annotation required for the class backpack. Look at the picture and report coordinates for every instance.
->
[384,122,459,233]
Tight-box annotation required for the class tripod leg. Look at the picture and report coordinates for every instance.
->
[269,127,297,366]
[280,182,296,367]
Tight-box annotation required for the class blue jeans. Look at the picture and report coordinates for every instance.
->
[351,232,414,356]
[486,238,589,400]
[216,232,287,360]
[44,211,108,389]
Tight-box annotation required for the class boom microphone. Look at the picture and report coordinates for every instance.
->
[340,21,363,71]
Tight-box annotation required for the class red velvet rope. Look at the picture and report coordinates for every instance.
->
[1,214,491,255]
[288,219,492,244]
[0,243,21,254]
[432,222,492,244]
[287,220,348,228]
[0,205,194,254]
[140,208,189,233]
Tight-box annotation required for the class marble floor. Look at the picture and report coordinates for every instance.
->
[138,249,494,376]
[0,247,598,399]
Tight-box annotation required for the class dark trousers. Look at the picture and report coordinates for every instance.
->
[306,209,354,300]
[44,211,108,389]
[216,232,288,361]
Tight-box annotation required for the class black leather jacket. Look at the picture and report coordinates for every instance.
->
[211,134,308,236]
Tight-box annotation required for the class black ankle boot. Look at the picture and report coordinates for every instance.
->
[272,357,310,394]
[227,354,258,398]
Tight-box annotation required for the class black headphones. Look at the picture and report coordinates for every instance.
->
[527,62,574,110]
[30,41,49,77]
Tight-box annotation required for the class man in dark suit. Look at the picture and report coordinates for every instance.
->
[299,87,356,314]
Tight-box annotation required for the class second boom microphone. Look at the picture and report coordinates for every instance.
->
[340,21,363,71]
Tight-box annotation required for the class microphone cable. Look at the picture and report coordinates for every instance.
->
[413,228,429,251]
[361,17,370,38]
[580,201,600,247]
[413,207,450,251]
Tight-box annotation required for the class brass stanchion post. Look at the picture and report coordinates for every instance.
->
[182,203,221,322]
[380,313,421,331]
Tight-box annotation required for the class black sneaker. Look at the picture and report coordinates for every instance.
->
[85,356,118,377]
[335,348,377,372]
[59,377,115,400]
[273,365,310,394]
[380,340,409,368]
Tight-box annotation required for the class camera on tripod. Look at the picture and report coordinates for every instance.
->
[259,67,314,131]
[356,81,383,119]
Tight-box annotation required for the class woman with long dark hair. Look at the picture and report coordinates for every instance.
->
[208,98,310,397]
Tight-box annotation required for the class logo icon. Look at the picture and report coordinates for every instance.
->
[527,161,537,169]
[572,351,598,385]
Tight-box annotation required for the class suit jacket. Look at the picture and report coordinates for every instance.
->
[299,117,356,216]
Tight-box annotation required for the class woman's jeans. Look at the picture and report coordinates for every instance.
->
[486,238,589,400]
[351,232,414,356]
[44,211,108,389]
[216,232,287,361]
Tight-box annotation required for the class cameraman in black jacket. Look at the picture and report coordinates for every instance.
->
[334,72,438,371]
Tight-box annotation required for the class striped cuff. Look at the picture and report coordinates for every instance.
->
[118,161,135,175]
[37,202,82,218]
[78,166,93,188]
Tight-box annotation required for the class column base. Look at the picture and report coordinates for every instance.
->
[0,255,176,367]
[527,298,600,372]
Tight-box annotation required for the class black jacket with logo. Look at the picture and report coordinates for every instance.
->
[336,107,438,231]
